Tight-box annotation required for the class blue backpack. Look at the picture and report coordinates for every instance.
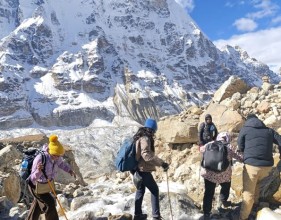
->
[18,148,46,205]
[115,138,138,172]
[20,148,46,181]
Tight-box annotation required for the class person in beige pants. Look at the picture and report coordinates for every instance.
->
[237,114,281,220]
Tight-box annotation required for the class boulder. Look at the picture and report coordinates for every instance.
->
[263,115,281,130]
[0,145,22,170]
[213,76,249,103]
[157,116,198,144]
[257,101,271,113]
[1,171,21,204]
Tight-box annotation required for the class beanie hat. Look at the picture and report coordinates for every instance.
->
[144,118,157,132]
[48,135,65,156]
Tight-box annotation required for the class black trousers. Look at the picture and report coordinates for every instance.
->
[26,185,59,220]
[134,171,160,218]
[203,178,231,214]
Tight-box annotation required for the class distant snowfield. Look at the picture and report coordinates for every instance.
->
[0,117,142,177]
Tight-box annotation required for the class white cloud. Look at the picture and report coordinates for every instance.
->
[174,0,195,12]
[214,26,281,73]
[226,1,245,7]
[272,15,281,24]
[247,0,279,19]
[233,18,258,31]
[232,0,280,32]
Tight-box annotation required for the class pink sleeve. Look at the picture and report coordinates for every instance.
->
[228,145,243,162]
[57,157,71,173]
[29,155,43,183]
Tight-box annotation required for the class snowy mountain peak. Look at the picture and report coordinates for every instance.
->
[0,0,279,129]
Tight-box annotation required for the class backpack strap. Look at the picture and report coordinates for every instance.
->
[38,151,48,179]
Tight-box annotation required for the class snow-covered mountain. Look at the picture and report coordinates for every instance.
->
[0,0,279,130]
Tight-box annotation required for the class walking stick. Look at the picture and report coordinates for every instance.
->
[42,172,69,220]
[197,165,201,198]
[166,171,174,220]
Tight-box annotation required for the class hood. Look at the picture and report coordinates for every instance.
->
[244,117,266,128]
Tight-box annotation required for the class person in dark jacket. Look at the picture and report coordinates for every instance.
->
[237,113,281,220]
[198,114,218,146]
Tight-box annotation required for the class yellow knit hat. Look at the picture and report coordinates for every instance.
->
[48,135,65,156]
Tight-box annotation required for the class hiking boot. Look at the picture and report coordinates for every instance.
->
[229,208,242,220]
[152,216,163,220]
[198,213,211,220]
[221,200,232,208]
[133,214,147,220]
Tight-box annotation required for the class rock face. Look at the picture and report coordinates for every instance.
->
[157,115,198,143]
[0,0,280,130]
[1,76,281,219]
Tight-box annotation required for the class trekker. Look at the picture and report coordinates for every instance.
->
[133,118,169,220]
[200,132,243,220]
[26,134,76,220]
[198,114,218,146]
[237,113,281,220]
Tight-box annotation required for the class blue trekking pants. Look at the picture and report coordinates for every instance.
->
[134,171,160,218]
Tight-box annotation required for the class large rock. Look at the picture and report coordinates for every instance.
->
[0,145,22,170]
[213,76,249,103]
[263,115,281,130]
[157,116,198,144]
[56,146,86,186]
[1,171,21,204]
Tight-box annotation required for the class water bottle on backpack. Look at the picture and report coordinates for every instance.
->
[20,159,29,180]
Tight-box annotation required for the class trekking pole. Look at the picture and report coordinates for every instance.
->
[197,165,201,198]
[42,172,69,220]
[166,171,174,220]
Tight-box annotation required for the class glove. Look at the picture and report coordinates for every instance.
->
[69,170,77,179]
[161,162,169,172]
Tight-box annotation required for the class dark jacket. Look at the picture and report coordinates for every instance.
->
[198,122,218,145]
[237,116,281,166]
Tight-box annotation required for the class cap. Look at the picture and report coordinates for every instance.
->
[144,118,157,132]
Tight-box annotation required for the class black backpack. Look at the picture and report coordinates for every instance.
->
[201,141,229,172]
[18,148,46,205]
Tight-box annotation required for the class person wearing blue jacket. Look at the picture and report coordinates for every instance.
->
[237,113,281,220]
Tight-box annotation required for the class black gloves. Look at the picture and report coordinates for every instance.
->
[161,162,169,172]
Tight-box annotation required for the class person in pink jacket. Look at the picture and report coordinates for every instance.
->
[26,134,76,220]
[200,132,243,220]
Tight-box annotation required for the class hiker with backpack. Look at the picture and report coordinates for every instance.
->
[132,118,169,220]
[236,114,281,220]
[26,134,76,220]
[198,114,218,147]
[200,132,243,220]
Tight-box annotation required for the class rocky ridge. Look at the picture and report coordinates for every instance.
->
[1,76,281,219]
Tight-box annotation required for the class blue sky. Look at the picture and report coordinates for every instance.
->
[175,0,281,73]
